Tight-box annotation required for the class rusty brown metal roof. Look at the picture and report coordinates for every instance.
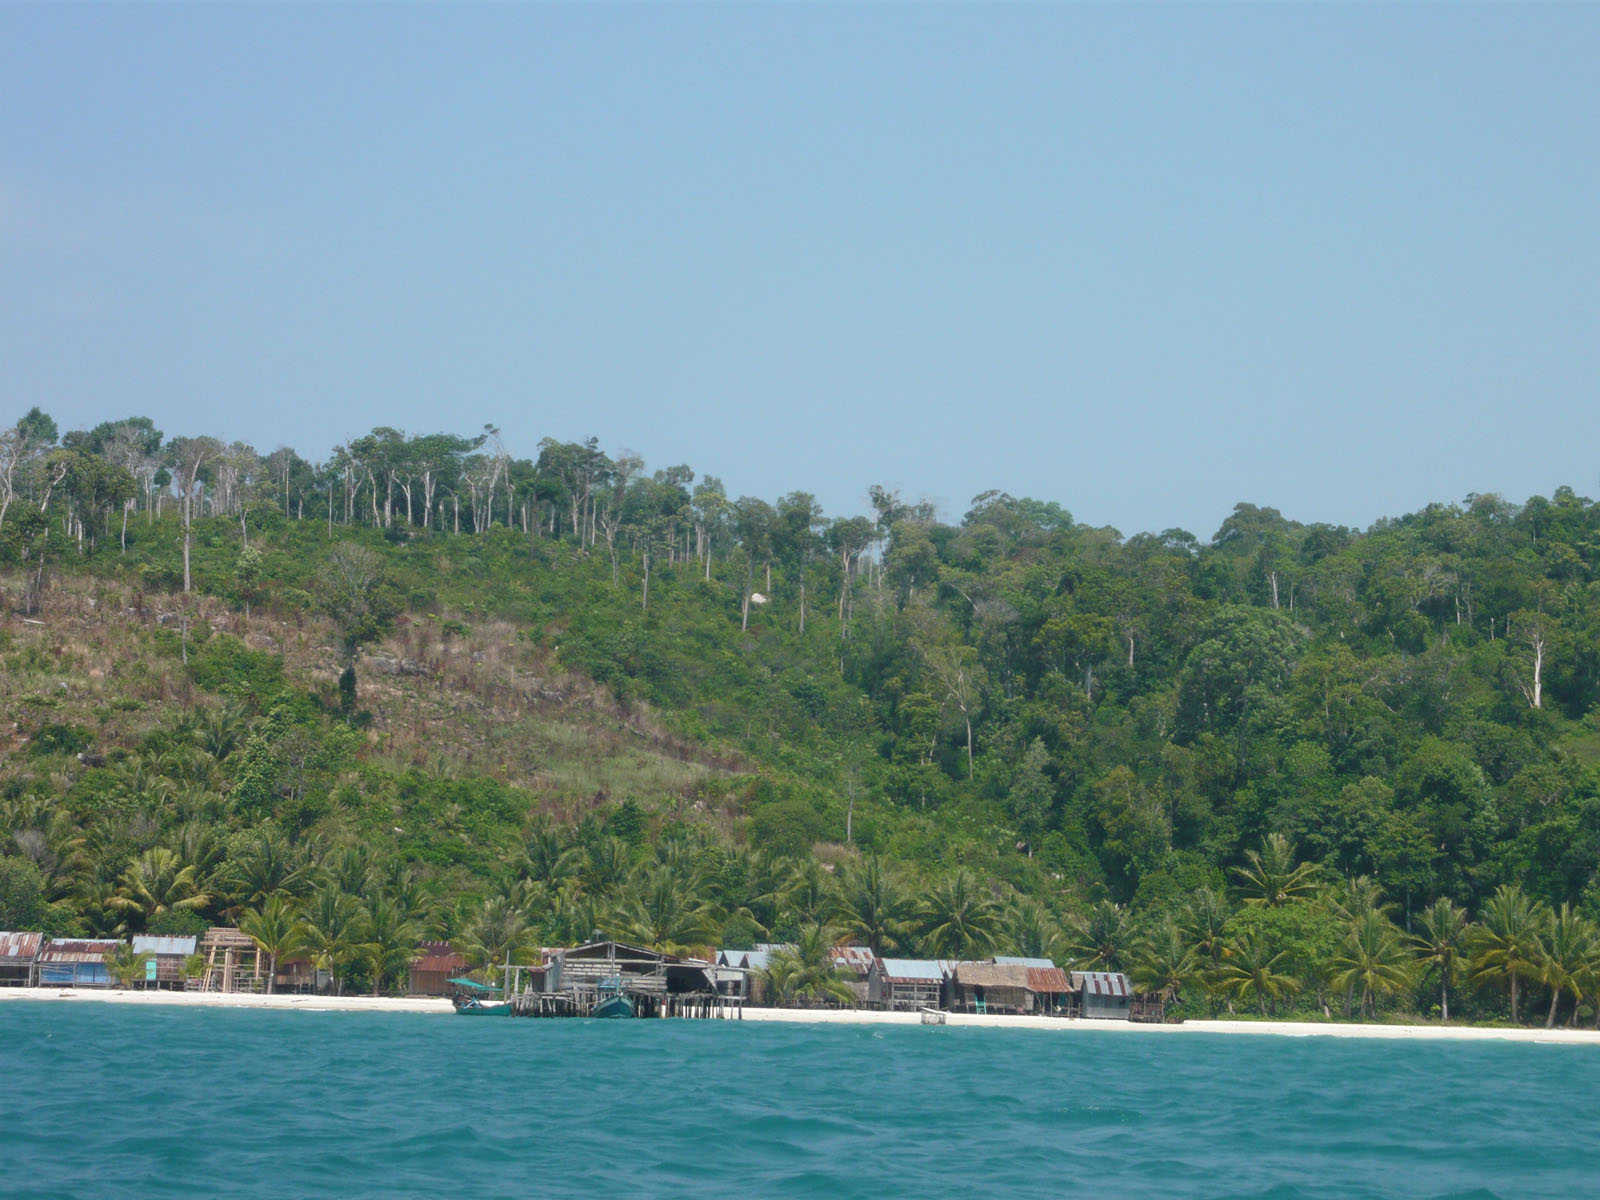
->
[830,946,876,975]
[39,939,122,964]
[0,932,45,961]
[1026,966,1070,993]
[412,941,468,973]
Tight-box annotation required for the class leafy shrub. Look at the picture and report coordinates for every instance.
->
[29,722,91,758]
[188,635,287,709]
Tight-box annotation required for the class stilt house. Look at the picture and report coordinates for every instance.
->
[1071,970,1133,1019]
[950,962,1034,1014]
[867,958,952,1010]
[38,939,121,987]
[992,956,1072,1014]
[130,935,198,989]
[831,946,877,1005]
[0,932,45,987]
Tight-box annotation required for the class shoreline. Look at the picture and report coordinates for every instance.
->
[3,987,1597,1044]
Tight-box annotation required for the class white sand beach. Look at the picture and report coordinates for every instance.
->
[741,1005,1600,1045]
[4,986,1597,1044]
[0,986,454,1015]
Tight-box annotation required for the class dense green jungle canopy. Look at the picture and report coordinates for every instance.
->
[2,411,1598,1021]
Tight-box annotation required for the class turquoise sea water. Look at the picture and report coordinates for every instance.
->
[2,1004,1597,1199]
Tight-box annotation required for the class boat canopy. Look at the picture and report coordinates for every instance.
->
[446,977,498,992]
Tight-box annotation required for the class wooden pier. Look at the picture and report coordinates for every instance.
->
[509,989,743,1019]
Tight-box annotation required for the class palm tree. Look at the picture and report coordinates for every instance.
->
[1329,911,1416,1019]
[172,821,227,880]
[615,866,717,955]
[1233,834,1321,906]
[835,856,909,956]
[459,894,533,979]
[1064,900,1136,973]
[998,895,1064,962]
[779,859,837,928]
[324,844,376,898]
[1327,875,1395,922]
[1412,898,1469,1022]
[74,875,130,937]
[1130,918,1197,1006]
[379,861,436,928]
[1214,930,1300,1016]
[110,847,210,929]
[546,880,601,947]
[918,869,1000,958]
[239,894,302,994]
[1182,887,1233,966]
[357,893,419,997]
[102,943,154,989]
[760,923,855,1007]
[1539,904,1599,1028]
[298,886,358,995]
[227,832,315,916]
[1470,884,1548,1024]
[518,821,577,888]
[578,836,633,896]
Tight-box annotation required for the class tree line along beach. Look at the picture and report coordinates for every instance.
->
[2,412,1599,1034]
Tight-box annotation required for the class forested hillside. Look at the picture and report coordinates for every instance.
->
[2,409,1598,1022]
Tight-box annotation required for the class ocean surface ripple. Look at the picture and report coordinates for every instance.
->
[2,1003,1596,1199]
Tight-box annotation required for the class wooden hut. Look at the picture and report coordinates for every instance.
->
[1071,970,1133,1019]
[0,932,45,987]
[410,942,469,996]
[951,961,1033,1014]
[130,935,197,989]
[991,956,1073,1014]
[1024,965,1072,1014]
[38,939,121,987]
[715,944,797,1002]
[197,927,263,993]
[867,958,951,1011]
[549,940,718,1012]
[276,956,320,993]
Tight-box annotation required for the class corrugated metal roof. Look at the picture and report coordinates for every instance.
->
[0,932,45,960]
[831,946,876,974]
[131,936,197,956]
[1026,966,1070,993]
[718,945,790,970]
[39,940,122,964]
[1070,970,1130,997]
[201,927,256,948]
[876,958,950,983]
[994,956,1056,969]
[411,941,468,972]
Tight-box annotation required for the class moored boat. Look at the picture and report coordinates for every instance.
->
[592,974,634,1018]
[453,996,513,1016]
[449,976,511,1016]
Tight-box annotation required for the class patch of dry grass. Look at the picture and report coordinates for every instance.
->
[2,570,744,814]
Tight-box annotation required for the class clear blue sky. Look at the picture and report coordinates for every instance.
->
[4,3,1597,539]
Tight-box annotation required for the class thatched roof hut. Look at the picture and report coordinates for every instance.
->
[951,961,1033,1013]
